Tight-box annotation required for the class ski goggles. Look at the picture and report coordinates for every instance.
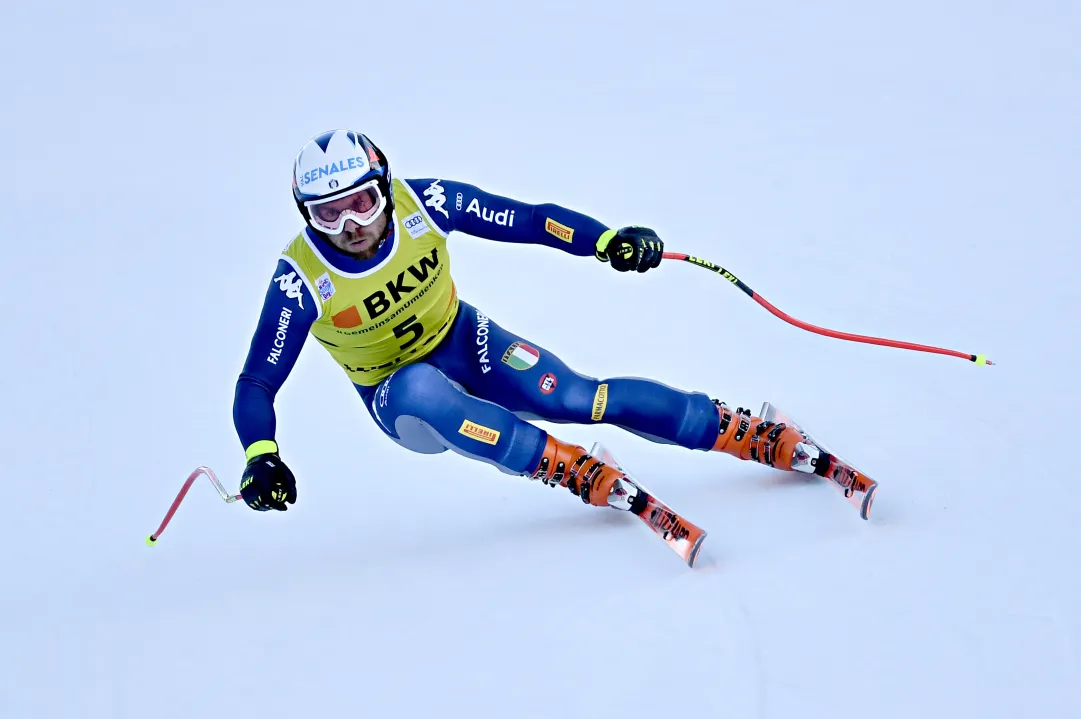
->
[304,179,386,234]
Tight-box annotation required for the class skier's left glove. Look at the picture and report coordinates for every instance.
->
[240,451,297,511]
[595,226,664,273]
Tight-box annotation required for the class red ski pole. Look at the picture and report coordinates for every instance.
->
[146,466,241,546]
[662,252,993,366]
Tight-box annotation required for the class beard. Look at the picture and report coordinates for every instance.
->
[332,214,388,259]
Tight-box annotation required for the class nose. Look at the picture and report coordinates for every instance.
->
[342,219,360,233]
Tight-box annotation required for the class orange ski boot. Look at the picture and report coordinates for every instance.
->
[709,401,815,474]
[529,435,638,509]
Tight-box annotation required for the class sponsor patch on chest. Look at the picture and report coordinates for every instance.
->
[402,211,431,239]
[316,272,336,301]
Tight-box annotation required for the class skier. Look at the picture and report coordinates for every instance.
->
[232,129,819,514]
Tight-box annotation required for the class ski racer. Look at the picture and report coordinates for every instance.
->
[232,129,823,514]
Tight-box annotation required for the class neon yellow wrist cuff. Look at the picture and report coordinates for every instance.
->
[245,439,279,462]
[596,228,617,257]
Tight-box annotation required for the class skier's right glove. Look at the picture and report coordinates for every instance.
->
[240,451,297,512]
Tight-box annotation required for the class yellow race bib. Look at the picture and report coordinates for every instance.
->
[280,177,459,386]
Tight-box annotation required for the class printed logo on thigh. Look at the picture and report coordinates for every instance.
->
[539,372,557,395]
[501,341,540,371]
[372,380,393,433]
[476,311,492,374]
[591,383,609,421]
[459,419,500,445]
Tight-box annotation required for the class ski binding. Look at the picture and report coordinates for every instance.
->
[760,402,879,520]
[590,442,708,567]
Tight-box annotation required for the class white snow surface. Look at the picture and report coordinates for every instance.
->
[2,1,1079,717]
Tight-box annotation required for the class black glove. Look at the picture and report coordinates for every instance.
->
[240,453,297,511]
[596,226,664,273]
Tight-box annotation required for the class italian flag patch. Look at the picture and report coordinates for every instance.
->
[501,341,540,370]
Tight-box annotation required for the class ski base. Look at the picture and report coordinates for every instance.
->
[589,442,707,567]
[761,402,879,520]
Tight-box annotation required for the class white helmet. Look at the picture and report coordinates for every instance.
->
[291,130,393,237]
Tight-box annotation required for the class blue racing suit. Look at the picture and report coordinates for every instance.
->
[233,177,721,476]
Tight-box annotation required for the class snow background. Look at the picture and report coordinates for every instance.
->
[2,0,1079,717]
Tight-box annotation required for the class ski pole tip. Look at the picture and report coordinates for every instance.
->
[145,534,158,547]
[974,354,993,367]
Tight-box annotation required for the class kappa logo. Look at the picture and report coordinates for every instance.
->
[459,419,500,445]
[274,271,305,309]
[316,272,335,301]
[423,180,449,218]
[466,198,515,227]
[402,211,430,239]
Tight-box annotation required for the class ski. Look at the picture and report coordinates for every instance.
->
[589,442,708,567]
[761,402,879,520]
[632,488,708,567]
